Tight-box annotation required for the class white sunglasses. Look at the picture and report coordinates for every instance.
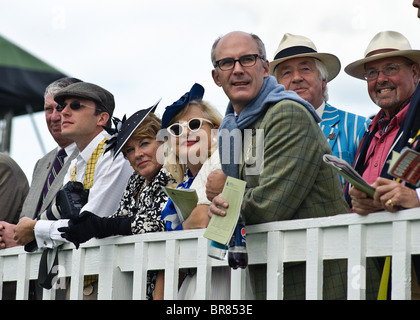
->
[167,118,213,137]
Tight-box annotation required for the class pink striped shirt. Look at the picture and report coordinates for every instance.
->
[362,103,409,184]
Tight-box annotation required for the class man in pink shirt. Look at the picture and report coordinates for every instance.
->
[344,31,420,215]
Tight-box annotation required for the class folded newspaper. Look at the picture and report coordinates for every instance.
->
[323,154,375,198]
[388,147,420,186]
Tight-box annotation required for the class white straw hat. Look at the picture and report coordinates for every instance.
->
[344,31,420,80]
[269,33,341,82]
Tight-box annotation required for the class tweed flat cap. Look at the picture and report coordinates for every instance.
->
[54,82,115,115]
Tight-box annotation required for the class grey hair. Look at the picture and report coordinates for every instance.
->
[314,59,329,102]
[211,32,267,69]
[44,77,82,97]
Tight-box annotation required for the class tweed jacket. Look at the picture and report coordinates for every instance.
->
[240,99,350,224]
[20,145,78,219]
[320,102,370,167]
[238,99,379,300]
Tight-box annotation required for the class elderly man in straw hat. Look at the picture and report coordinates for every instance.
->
[345,31,420,300]
[270,33,370,177]
[344,31,420,215]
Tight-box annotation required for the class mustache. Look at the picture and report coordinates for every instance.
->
[375,81,396,91]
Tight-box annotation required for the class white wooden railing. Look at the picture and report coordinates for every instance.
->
[1,208,420,300]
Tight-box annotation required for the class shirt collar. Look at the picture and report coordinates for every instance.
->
[315,101,325,118]
[77,130,110,163]
[369,102,410,133]
[63,142,77,158]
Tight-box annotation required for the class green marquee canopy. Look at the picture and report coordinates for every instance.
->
[0,34,66,117]
[0,34,67,152]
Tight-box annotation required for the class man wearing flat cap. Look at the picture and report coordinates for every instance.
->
[270,33,371,182]
[14,82,133,295]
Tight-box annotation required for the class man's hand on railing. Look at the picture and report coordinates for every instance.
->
[13,217,37,245]
[373,177,420,212]
[0,221,19,249]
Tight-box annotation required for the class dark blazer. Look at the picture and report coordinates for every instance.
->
[0,153,29,223]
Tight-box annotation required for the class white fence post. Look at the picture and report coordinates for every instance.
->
[195,237,211,299]
[305,228,323,299]
[132,241,149,300]
[16,253,29,300]
[69,247,85,300]
[391,220,411,300]
[164,239,179,300]
[266,231,284,300]
[347,224,366,300]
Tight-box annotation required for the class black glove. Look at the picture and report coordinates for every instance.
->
[58,211,132,248]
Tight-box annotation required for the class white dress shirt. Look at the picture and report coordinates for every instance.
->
[34,130,133,249]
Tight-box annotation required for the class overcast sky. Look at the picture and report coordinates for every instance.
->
[1,0,419,180]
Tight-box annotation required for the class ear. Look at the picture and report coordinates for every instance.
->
[97,112,110,127]
[263,59,270,78]
[321,77,327,91]
[412,64,419,85]
[212,69,222,87]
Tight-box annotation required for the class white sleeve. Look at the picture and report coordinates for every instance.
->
[34,219,69,249]
[192,151,221,206]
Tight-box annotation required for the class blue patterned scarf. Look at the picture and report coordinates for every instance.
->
[218,75,320,178]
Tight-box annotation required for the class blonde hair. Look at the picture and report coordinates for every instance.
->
[121,112,162,157]
[164,100,222,183]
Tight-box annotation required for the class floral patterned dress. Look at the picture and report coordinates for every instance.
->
[111,166,176,299]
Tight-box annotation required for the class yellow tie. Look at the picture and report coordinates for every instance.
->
[71,138,108,189]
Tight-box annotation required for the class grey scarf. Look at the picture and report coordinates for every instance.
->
[218,76,320,178]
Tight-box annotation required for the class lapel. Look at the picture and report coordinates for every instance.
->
[40,148,79,213]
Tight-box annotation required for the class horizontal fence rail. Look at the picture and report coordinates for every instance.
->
[1,208,420,300]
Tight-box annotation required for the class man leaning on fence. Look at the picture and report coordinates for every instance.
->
[344,30,420,299]
[13,82,133,298]
[205,31,379,299]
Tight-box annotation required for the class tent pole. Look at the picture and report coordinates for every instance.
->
[26,104,46,154]
[0,111,13,154]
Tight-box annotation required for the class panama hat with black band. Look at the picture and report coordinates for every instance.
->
[344,30,420,80]
[269,33,341,82]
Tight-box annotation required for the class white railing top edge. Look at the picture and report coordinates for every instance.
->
[246,207,420,234]
[1,208,419,257]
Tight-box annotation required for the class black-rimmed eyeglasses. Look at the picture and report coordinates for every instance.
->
[215,54,264,71]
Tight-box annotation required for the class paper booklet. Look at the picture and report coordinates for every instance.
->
[323,154,375,198]
[388,148,420,186]
[204,176,247,245]
[162,186,198,223]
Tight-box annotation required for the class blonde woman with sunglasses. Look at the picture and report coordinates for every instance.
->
[161,84,222,231]
[160,84,254,300]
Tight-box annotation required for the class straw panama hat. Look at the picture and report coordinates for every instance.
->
[344,31,420,80]
[269,33,341,82]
